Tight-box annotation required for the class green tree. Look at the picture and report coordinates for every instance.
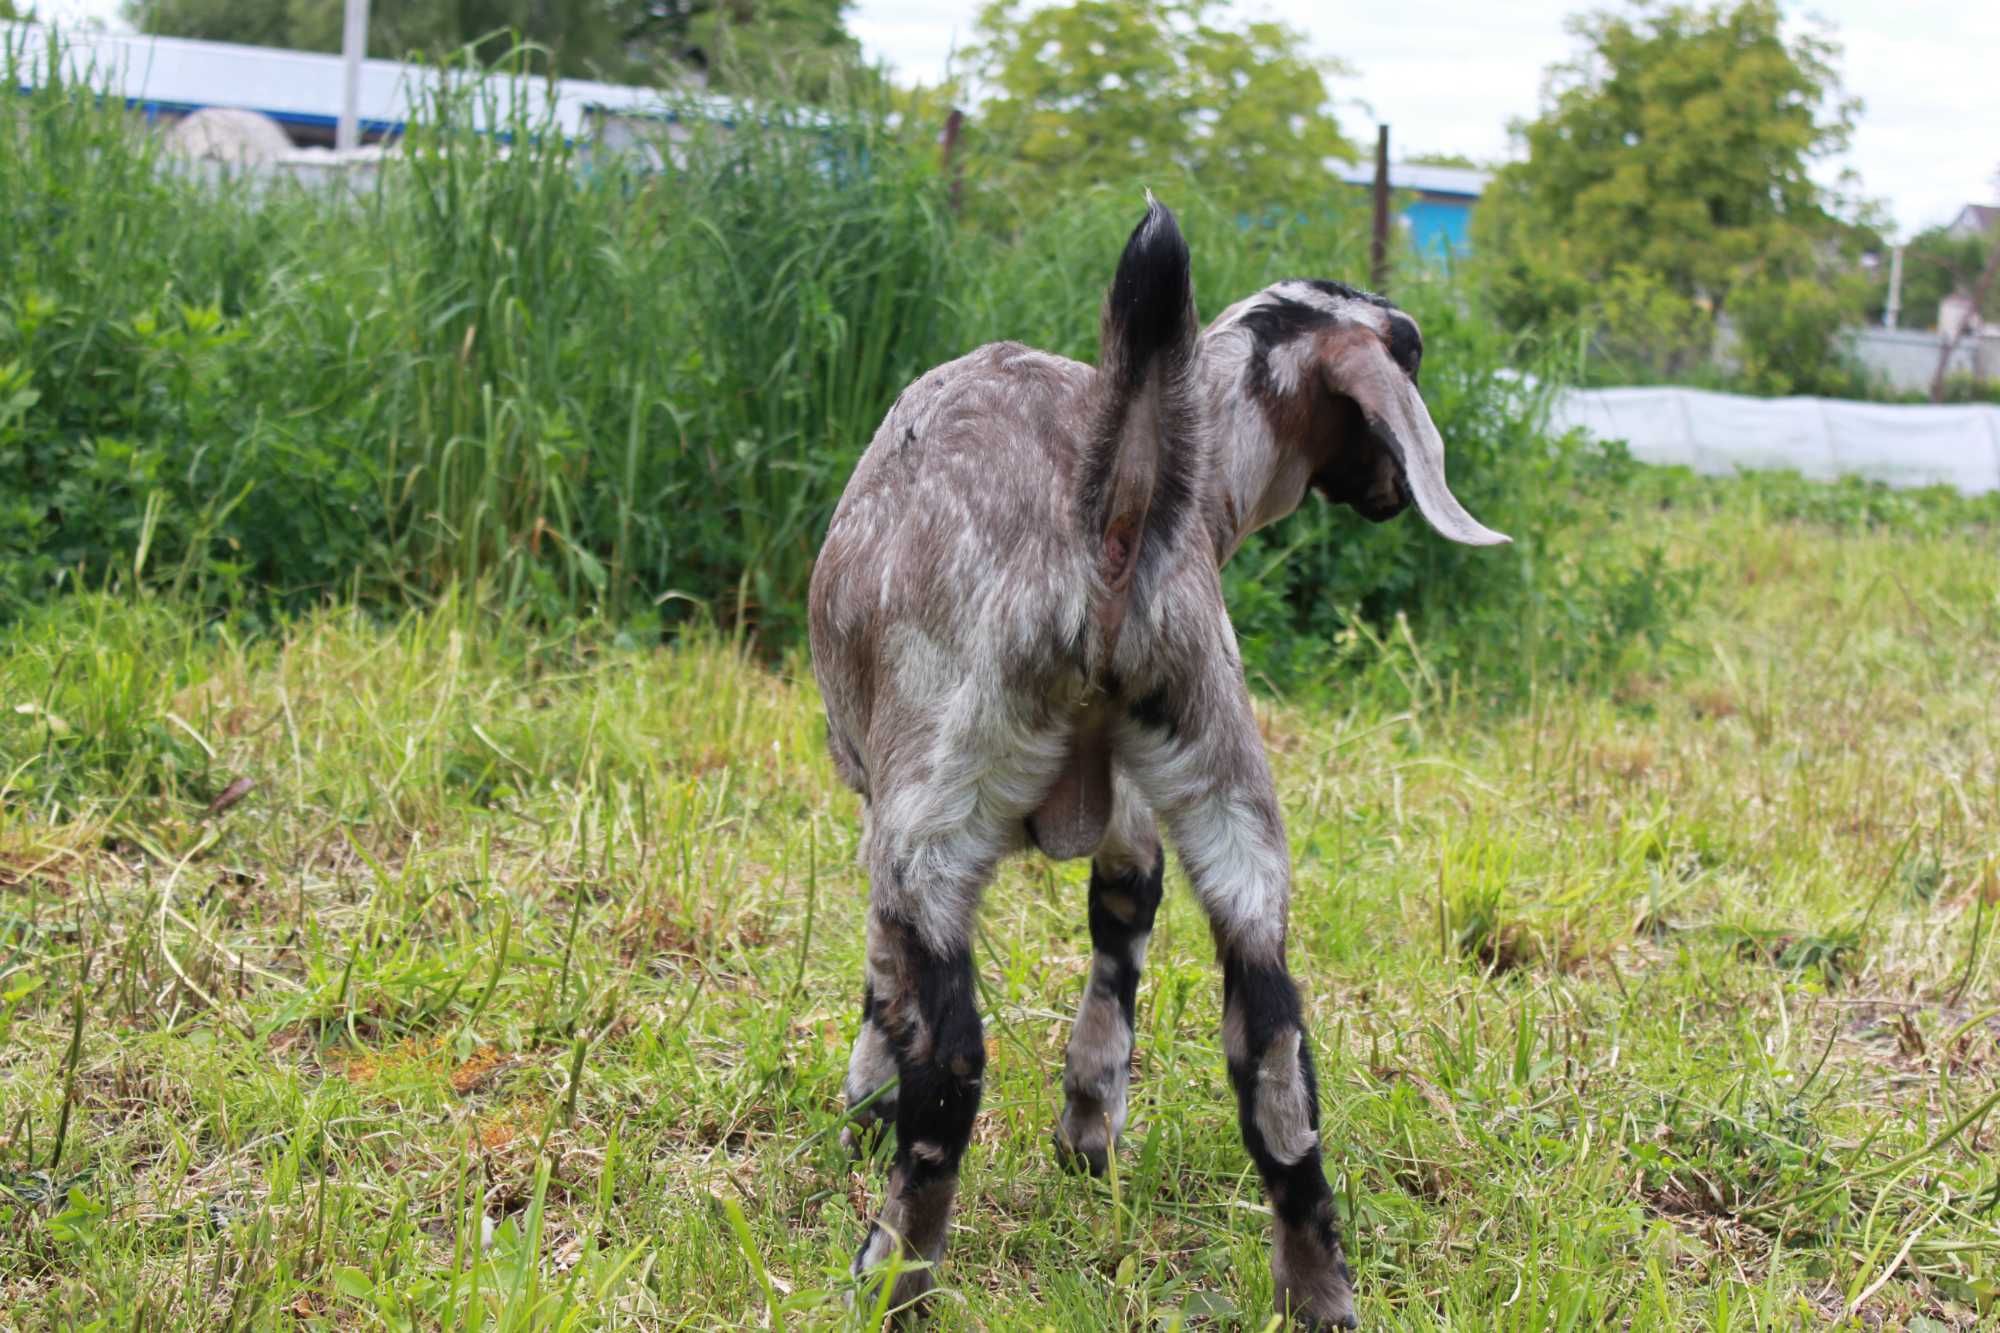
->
[1475,1,1873,391]
[1403,151,1489,171]
[124,0,863,93]
[960,0,1354,221]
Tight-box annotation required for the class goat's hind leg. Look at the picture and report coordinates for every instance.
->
[850,846,994,1314]
[1056,775,1163,1175]
[1118,648,1357,1328]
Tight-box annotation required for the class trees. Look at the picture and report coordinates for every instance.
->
[123,0,863,93]
[960,0,1353,222]
[1475,0,1875,392]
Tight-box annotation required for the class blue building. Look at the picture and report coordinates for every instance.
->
[1333,162,1492,261]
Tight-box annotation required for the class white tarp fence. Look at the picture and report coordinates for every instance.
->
[1551,386,2000,496]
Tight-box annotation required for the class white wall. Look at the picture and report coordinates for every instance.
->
[1552,386,2000,495]
[1848,327,1999,395]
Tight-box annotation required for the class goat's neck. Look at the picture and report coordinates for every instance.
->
[1195,349,1314,565]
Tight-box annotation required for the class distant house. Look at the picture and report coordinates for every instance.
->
[2,19,716,156]
[1332,161,1492,258]
[1947,203,1999,239]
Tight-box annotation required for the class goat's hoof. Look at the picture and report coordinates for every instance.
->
[1051,1125,1110,1177]
[852,1233,937,1323]
[853,1269,936,1326]
[1279,1289,1358,1330]
[1054,1098,1120,1176]
[1276,1272,1357,1329]
[1274,1228,1357,1329]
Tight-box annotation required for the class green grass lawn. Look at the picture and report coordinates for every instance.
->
[2,490,1996,1330]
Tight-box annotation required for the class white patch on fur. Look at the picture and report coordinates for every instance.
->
[845,1017,898,1108]
[1254,1029,1320,1166]
[1113,648,1290,961]
[1094,765,1162,876]
[855,1222,897,1272]
[1060,949,1140,1161]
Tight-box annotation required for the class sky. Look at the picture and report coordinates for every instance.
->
[849,0,1998,241]
[32,0,2000,239]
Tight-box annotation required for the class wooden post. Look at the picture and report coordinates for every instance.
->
[940,107,965,216]
[1370,124,1391,293]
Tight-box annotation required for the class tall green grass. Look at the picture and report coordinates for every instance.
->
[3,34,1678,690]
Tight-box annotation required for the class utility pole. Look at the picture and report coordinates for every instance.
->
[337,0,370,153]
[1370,124,1391,293]
[1884,244,1904,330]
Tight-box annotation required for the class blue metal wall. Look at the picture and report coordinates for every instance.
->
[1403,198,1475,259]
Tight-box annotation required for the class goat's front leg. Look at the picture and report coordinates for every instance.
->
[851,905,986,1315]
[1057,778,1163,1175]
[1117,652,1357,1329]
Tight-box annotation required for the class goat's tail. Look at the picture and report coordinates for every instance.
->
[1079,194,1200,605]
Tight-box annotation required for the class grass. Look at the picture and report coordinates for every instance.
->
[2,476,1997,1331]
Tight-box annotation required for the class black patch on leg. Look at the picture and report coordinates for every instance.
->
[861,918,985,1282]
[1057,853,1166,1175]
[891,937,985,1182]
[1221,953,1355,1326]
[1222,956,1322,1218]
[1087,854,1166,1028]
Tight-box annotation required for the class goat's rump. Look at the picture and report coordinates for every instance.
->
[806,341,1104,801]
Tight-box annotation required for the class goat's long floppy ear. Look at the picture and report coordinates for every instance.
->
[1323,337,1510,546]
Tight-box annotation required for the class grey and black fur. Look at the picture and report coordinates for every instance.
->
[808,197,1508,1328]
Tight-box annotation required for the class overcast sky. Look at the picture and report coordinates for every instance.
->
[853,0,1998,240]
[36,0,2000,239]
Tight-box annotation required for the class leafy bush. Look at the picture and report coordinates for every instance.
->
[1727,269,1875,398]
[0,37,1688,694]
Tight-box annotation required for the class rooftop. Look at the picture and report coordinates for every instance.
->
[2,19,727,138]
[1332,160,1493,198]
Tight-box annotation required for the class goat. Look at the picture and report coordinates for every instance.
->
[807,197,1507,1328]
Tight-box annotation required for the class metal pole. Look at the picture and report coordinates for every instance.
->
[337,0,370,153]
[1370,124,1391,293]
[1884,244,1904,330]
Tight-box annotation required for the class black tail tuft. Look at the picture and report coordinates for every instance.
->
[1079,195,1201,628]
[1101,195,1195,391]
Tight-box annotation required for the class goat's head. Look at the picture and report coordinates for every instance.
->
[1226,279,1509,546]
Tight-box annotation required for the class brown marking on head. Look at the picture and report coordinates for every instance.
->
[1299,325,1417,523]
